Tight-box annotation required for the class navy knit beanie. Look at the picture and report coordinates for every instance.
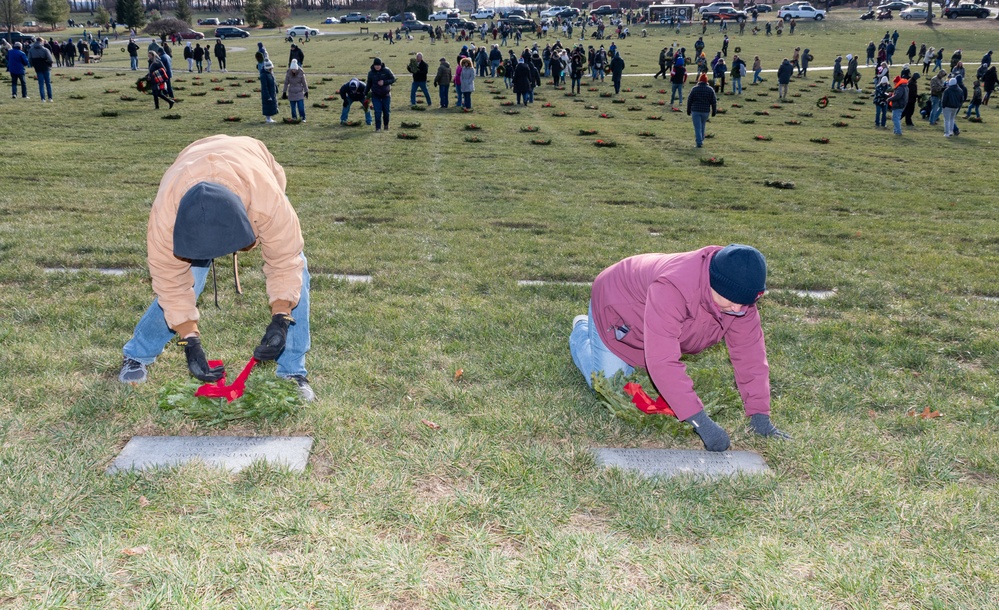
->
[173,182,256,260]
[709,244,767,306]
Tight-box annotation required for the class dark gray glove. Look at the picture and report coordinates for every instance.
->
[254,313,294,361]
[750,413,791,440]
[177,336,225,382]
[685,410,731,452]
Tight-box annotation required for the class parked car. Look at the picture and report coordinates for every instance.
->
[214,26,249,39]
[341,13,369,23]
[701,6,749,22]
[778,5,826,19]
[22,21,37,27]
[590,5,623,16]
[287,25,320,36]
[748,3,773,12]
[540,6,569,18]
[400,19,434,32]
[390,12,416,22]
[376,13,391,22]
[1,31,34,46]
[499,8,527,18]
[700,1,735,12]
[499,15,537,29]
[557,8,581,19]
[446,17,478,30]
[323,16,340,24]
[178,29,205,40]
[223,18,245,26]
[943,2,990,18]
[877,1,914,11]
[899,6,928,19]
[199,18,220,25]
[470,8,495,19]
[428,10,459,21]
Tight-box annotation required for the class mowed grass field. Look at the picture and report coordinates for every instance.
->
[0,11,997,608]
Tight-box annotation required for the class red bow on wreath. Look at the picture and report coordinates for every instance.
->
[622,382,676,417]
[195,358,258,402]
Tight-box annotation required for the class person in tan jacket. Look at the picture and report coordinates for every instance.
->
[119,134,314,401]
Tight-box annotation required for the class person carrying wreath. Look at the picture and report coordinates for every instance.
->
[569,245,790,452]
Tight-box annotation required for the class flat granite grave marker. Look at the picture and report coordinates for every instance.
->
[593,448,770,479]
[107,436,313,474]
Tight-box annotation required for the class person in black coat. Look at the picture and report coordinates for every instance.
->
[365,58,396,131]
[512,57,532,104]
[902,72,919,126]
[288,44,304,67]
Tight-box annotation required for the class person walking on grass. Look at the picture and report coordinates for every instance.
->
[27,38,55,102]
[6,42,29,99]
[146,51,175,110]
[964,80,982,119]
[434,57,452,108]
[214,39,227,73]
[258,56,279,124]
[902,72,919,127]
[686,73,716,148]
[193,43,205,73]
[366,57,396,130]
[610,50,625,95]
[282,59,309,123]
[569,245,790,452]
[459,56,475,110]
[184,42,193,71]
[941,78,963,137]
[127,38,139,70]
[670,55,687,105]
[888,74,908,135]
[409,52,432,107]
[118,135,314,402]
[873,76,890,129]
[777,57,793,99]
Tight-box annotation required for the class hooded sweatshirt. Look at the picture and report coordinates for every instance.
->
[147,135,305,337]
[590,248,771,420]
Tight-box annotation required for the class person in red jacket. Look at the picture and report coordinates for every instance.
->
[569,245,789,451]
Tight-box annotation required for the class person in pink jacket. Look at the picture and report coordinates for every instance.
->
[118,135,314,402]
[569,244,789,451]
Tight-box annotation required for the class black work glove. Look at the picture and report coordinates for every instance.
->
[254,313,294,361]
[305,91,308,98]
[177,336,225,382]
[282,91,288,99]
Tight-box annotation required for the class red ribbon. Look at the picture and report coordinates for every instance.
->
[194,358,258,402]
[622,382,676,417]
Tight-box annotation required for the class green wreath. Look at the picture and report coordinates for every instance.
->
[816,96,829,109]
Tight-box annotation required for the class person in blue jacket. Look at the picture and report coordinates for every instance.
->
[365,58,396,131]
[5,42,30,99]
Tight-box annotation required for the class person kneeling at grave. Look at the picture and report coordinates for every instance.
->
[118,134,314,402]
[569,244,789,451]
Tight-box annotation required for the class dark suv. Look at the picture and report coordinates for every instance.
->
[214,27,249,39]
[401,19,433,32]
[445,17,478,30]
[1,31,35,46]
[943,2,990,18]
[590,6,622,16]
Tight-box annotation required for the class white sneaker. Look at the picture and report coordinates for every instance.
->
[265,117,275,123]
[572,314,588,330]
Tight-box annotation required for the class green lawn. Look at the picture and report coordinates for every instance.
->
[0,12,997,608]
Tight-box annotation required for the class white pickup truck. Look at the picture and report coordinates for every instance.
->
[777,5,827,20]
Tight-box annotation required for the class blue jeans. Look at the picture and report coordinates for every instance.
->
[891,108,903,134]
[670,83,683,104]
[569,303,633,388]
[490,60,500,76]
[732,76,742,94]
[340,99,372,124]
[123,255,311,378]
[964,103,980,118]
[691,111,709,146]
[462,91,472,109]
[753,69,762,83]
[130,55,138,70]
[438,84,449,107]
[410,81,431,106]
[372,95,390,129]
[10,73,27,97]
[36,70,52,100]
[875,104,887,127]
[929,96,942,124]
[290,99,305,120]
